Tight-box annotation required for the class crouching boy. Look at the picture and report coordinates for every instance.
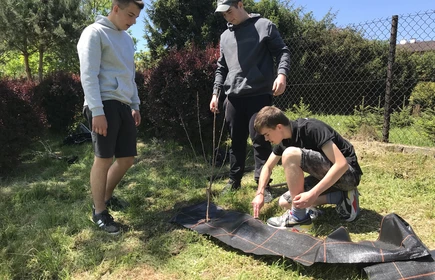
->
[251,106,363,231]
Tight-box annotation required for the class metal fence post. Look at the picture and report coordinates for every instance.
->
[383,15,399,143]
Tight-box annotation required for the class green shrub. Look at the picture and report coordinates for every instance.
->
[345,96,383,136]
[285,97,312,120]
[409,81,435,113]
[391,105,414,128]
[415,108,435,144]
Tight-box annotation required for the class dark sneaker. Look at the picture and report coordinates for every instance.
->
[263,186,273,203]
[221,179,241,194]
[92,209,121,235]
[335,188,360,222]
[267,210,313,232]
[105,196,129,211]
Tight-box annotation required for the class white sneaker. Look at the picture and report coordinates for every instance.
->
[266,210,313,232]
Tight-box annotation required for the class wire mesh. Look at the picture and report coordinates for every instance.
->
[274,10,435,147]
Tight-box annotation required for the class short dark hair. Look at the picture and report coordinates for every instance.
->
[113,0,144,10]
[254,106,291,132]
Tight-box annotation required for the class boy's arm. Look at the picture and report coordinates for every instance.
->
[210,45,228,113]
[77,27,104,117]
[267,23,290,76]
[252,152,281,218]
[293,140,348,208]
[266,23,290,96]
[77,27,107,135]
[213,43,228,96]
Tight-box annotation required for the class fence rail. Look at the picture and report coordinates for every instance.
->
[274,10,435,147]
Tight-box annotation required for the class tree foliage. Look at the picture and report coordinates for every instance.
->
[144,0,226,59]
[80,0,112,24]
[0,0,86,81]
[144,0,302,60]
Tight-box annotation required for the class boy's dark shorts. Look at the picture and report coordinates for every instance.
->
[84,100,137,158]
[281,148,362,203]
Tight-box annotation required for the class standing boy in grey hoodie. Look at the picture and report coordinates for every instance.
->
[209,0,290,202]
[77,0,144,235]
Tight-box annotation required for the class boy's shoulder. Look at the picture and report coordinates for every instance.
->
[294,118,331,133]
[296,117,323,125]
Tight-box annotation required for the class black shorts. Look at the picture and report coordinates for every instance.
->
[84,100,137,158]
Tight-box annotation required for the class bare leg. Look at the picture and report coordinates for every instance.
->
[104,156,135,201]
[91,156,114,214]
[281,147,305,204]
[278,194,328,209]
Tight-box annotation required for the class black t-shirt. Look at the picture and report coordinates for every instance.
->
[273,118,363,175]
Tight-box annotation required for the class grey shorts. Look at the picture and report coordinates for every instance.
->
[84,100,137,158]
[281,148,361,202]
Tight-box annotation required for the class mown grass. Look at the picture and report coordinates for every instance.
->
[0,129,434,280]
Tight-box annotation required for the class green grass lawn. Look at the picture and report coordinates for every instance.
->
[1,134,434,280]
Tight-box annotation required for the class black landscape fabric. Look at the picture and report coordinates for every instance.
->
[172,202,435,279]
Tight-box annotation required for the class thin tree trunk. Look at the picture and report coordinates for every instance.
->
[23,52,32,81]
[38,45,44,82]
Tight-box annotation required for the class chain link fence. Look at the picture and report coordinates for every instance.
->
[274,10,435,147]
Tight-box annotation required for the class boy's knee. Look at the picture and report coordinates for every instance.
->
[282,147,302,165]
[117,156,135,168]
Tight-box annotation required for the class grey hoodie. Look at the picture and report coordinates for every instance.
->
[77,15,140,116]
[214,14,290,97]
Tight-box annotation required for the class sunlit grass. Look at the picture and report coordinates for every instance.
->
[0,126,434,279]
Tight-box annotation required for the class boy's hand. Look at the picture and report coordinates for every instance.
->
[252,194,264,218]
[272,74,287,96]
[209,95,219,113]
[92,115,108,137]
[293,191,317,209]
[132,110,141,126]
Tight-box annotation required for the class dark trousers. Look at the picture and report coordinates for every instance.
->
[223,94,272,182]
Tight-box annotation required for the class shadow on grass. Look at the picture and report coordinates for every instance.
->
[0,137,385,279]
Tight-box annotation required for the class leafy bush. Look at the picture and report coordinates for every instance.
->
[138,45,222,152]
[391,105,414,128]
[0,80,44,174]
[33,72,84,133]
[345,96,383,139]
[415,108,435,144]
[409,81,435,113]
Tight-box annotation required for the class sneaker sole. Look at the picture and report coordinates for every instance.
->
[289,223,313,233]
[266,222,313,233]
[345,190,360,222]
[91,217,121,235]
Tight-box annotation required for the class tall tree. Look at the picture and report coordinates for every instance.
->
[0,0,39,80]
[34,0,86,81]
[80,0,112,24]
[0,0,86,81]
[144,0,302,60]
[144,0,227,59]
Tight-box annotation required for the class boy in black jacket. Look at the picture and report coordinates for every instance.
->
[209,0,290,203]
